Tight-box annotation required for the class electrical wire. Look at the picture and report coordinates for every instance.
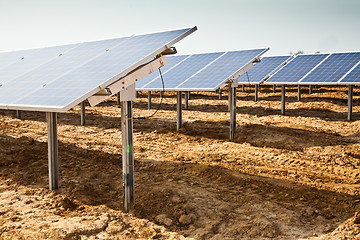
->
[134,67,165,119]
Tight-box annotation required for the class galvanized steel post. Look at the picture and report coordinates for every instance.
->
[281,84,286,115]
[148,91,152,109]
[348,85,353,121]
[16,110,21,119]
[177,91,182,130]
[229,85,237,141]
[46,112,59,190]
[184,91,189,110]
[81,101,86,126]
[297,85,301,101]
[255,84,259,102]
[121,101,135,212]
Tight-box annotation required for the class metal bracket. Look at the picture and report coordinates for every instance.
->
[87,55,168,106]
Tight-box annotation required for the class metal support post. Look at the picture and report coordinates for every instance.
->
[242,84,245,92]
[117,92,121,104]
[281,84,286,115]
[309,85,313,94]
[184,91,189,110]
[177,91,182,130]
[81,101,86,126]
[229,86,237,141]
[148,91,152,109]
[297,85,301,101]
[160,91,164,98]
[219,89,223,100]
[273,84,276,93]
[188,91,191,100]
[16,110,21,119]
[121,101,135,213]
[46,112,59,190]
[348,85,353,121]
[255,84,259,102]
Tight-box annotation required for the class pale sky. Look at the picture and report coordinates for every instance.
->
[0,0,359,56]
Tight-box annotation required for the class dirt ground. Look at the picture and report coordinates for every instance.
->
[0,85,359,239]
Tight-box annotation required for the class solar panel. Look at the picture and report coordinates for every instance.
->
[137,48,268,91]
[0,44,79,86]
[0,27,197,111]
[177,49,268,90]
[265,54,329,84]
[138,52,223,90]
[237,56,291,84]
[300,52,360,84]
[0,48,41,70]
[136,54,191,89]
[339,62,360,84]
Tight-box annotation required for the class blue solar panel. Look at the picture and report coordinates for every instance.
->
[136,55,191,89]
[300,52,360,83]
[237,56,291,84]
[177,49,267,90]
[0,27,196,111]
[339,63,360,83]
[139,52,223,90]
[265,54,329,84]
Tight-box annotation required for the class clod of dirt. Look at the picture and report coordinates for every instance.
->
[353,212,360,224]
[178,215,192,225]
[155,214,173,226]
[59,197,78,210]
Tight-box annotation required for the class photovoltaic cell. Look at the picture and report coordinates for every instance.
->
[0,27,196,111]
[265,54,329,84]
[237,56,291,84]
[339,63,360,83]
[177,49,268,90]
[136,55,190,89]
[300,52,360,83]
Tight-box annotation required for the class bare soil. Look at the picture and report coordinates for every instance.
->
[0,85,359,239]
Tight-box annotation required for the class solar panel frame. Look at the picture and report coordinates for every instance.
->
[0,27,197,112]
[237,55,292,84]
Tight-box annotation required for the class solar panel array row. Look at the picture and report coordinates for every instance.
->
[0,27,196,112]
[137,48,268,91]
[265,52,360,84]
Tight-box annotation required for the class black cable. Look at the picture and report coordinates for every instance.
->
[134,67,165,119]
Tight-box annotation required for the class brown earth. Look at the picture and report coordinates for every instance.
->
[0,85,359,239]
